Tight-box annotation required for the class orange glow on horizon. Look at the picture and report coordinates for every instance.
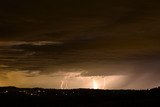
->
[93,79,98,89]
[0,71,127,89]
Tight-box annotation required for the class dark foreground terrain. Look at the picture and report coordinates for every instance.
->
[0,87,160,107]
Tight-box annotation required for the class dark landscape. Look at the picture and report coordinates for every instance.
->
[0,86,160,107]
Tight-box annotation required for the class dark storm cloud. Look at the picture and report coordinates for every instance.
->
[0,0,157,40]
[1,0,160,88]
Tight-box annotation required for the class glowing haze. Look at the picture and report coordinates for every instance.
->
[1,0,160,89]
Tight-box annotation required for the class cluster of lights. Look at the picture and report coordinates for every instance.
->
[0,90,8,94]
[0,89,45,96]
[0,89,86,96]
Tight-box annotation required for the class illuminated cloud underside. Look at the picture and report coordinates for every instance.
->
[0,71,127,89]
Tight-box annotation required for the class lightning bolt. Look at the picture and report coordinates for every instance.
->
[64,74,69,89]
[60,73,70,89]
[103,77,106,89]
[60,72,82,89]
[60,80,64,89]
[65,82,68,89]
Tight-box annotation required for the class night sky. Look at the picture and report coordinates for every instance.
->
[1,0,160,89]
